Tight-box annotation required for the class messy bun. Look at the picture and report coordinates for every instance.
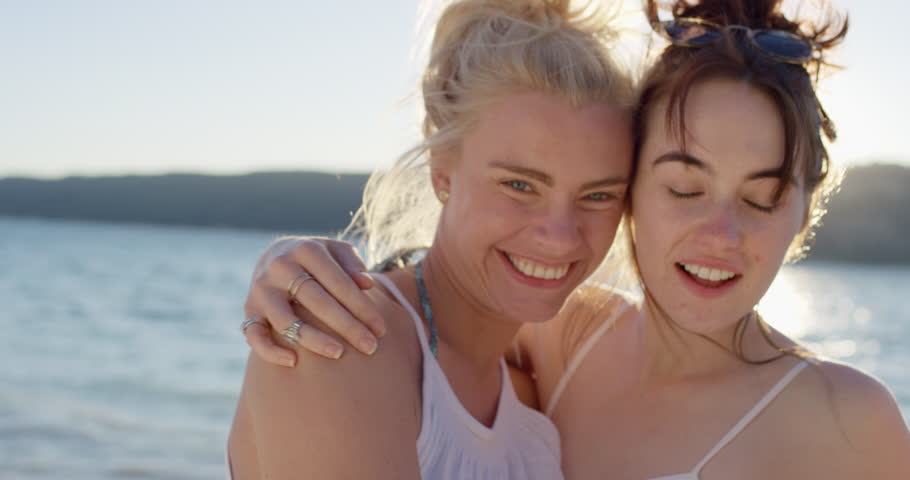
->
[345,0,634,267]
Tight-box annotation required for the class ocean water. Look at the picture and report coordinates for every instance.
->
[1,217,907,479]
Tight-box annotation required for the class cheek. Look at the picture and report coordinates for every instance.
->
[446,188,529,242]
[748,210,804,269]
[631,185,673,244]
[587,209,624,254]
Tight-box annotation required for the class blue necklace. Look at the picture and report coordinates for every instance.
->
[414,261,439,358]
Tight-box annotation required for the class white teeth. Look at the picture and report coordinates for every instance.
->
[681,263,736,282]
[506,253,570,280]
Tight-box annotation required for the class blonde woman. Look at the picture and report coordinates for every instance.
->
[238,0,910,478]
[227,1,635,478]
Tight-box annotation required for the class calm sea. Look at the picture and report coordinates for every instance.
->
[1,217,907,479]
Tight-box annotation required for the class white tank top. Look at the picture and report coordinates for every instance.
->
[545,306,808,480]
[373,274,564,480]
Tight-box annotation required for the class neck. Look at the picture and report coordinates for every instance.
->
[418,248,522,376]
[635,300,755,380]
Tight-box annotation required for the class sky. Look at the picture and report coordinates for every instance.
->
[0,0,907,179]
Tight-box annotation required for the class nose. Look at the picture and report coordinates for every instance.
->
[531,203,582,255]
[696,202,743,252]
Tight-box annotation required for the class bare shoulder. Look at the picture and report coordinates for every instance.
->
[780,357,910,478]
[537,284,639,362]
[232,283,423,478]
[515,284,640,406]
[807,359,907,436]
[525,284,637,352]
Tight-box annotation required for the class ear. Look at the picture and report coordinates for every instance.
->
[430,164,451,203]
[429,145,455,202]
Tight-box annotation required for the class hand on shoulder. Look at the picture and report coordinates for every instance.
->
[233,285,423,479]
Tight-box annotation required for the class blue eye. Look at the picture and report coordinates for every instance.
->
[505,180,532,192]
[584,192,616,201]
[668,187,702,199]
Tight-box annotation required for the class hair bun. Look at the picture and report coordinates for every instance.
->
[647,0,847,52]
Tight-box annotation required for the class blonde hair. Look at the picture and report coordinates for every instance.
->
[342,0,635,268]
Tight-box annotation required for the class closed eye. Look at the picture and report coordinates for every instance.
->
[668,187,702,199]
[745,199,776,213]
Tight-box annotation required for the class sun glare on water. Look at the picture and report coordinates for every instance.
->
[758,268,816,338]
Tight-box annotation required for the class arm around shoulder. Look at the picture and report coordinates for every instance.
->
[232,299,423,479]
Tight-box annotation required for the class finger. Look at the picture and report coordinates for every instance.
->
[326,239,369,273]
[352,272,375,290]
[325,241,376,290]
[259,289,348,358]
[291,242,386,337]
[291,277,380,356]
[245,322,297,367]
[249,284,301,333]
[288,321,347,360]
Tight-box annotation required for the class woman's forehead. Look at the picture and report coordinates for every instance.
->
[643,78,787,173]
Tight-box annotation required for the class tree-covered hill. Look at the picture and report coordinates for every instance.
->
[0,171,369,234]
[810,163,910,264]
[1,164,908,264]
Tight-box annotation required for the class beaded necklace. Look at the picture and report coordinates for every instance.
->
[414,261,439,358]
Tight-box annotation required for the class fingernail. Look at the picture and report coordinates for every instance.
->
[359,336,377,355]
[373,320,387,338]
[324,343,343,359]
[283,356,296,367]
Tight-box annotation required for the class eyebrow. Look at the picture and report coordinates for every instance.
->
[489,161,552,186]
[653,151,796,184]
[747,168,798,185]
[653,152,714,174]
[489,160,628,190]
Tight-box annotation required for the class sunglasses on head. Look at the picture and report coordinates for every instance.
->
[655,18,821,64]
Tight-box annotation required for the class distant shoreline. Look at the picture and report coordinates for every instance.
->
[2,164,908,264]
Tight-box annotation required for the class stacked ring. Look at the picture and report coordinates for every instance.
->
[287,272,314,301]
[240,316,265,334]
[282,321,304,345]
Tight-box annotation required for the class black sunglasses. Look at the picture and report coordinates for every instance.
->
[656,18,821,64]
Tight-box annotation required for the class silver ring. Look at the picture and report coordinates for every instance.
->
[281,321,303,345]
[287,272,315,300]
[240,316,265,334]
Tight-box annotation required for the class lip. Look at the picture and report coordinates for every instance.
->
[498,250,576,289]
[675,260,742,299]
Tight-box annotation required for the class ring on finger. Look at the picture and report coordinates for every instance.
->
[287,272,315,301]
[240,316,267,334]
[281,321,304,345]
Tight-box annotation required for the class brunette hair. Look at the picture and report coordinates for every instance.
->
[627,0,848,363]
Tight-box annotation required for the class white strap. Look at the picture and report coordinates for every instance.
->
[544,303,629,418]
[692,361,808,472]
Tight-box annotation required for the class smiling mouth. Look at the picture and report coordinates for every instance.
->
[677,262,740,287]
[503,252,571,280]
